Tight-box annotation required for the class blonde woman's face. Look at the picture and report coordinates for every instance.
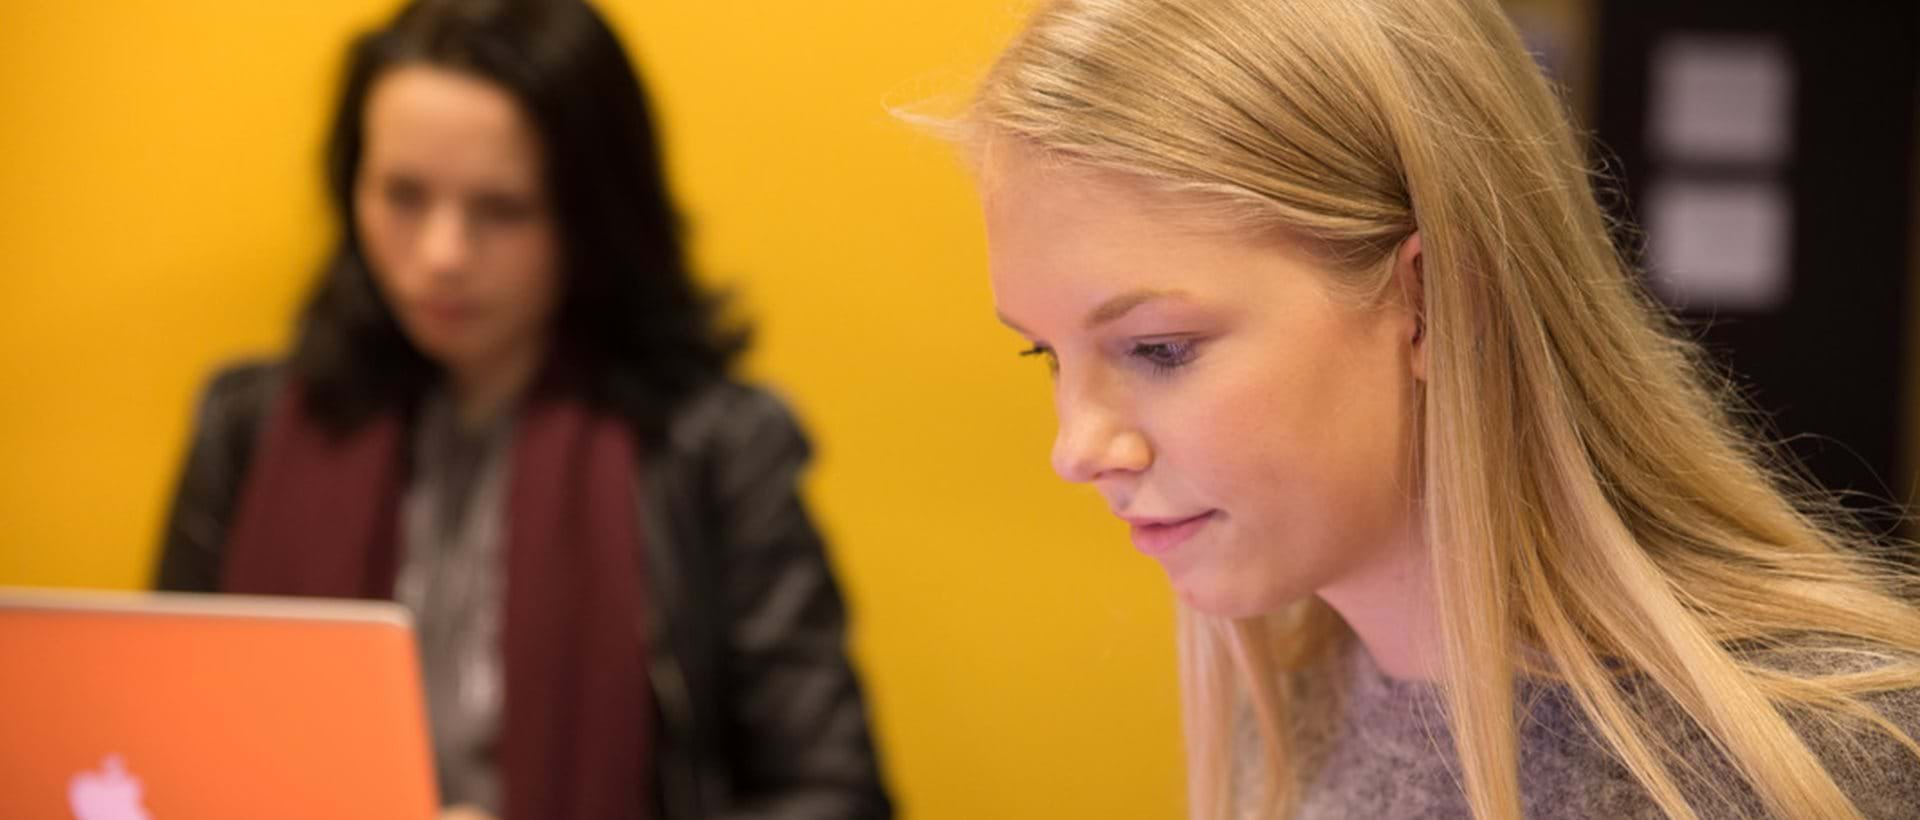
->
[982,145,1426,617]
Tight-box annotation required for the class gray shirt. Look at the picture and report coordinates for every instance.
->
[392,392,515,814]
[1235,640,1920,818]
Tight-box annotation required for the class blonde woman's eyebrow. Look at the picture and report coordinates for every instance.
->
[995,288,1194,337]
[1084,288,1192,329]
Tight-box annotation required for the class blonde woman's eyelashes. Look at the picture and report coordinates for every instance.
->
[1016,339,1199,375]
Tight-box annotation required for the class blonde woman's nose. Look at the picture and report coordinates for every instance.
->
[1051,397,1151,483]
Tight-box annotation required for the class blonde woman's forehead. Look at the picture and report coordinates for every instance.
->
[980,139,1276,241]
[984,160,1341,335]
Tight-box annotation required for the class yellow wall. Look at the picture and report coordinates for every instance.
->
[0,2,1182,818]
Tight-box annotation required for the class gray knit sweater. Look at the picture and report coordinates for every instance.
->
[1234,641,1920,818]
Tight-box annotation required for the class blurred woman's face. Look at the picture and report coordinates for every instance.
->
[981,142,1426,618]
[354,65,561,383]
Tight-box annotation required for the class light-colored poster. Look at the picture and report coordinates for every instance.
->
[1645,179,1793,312]
[1648,35,1794,165]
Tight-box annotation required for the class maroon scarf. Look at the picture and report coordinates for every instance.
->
[220,374,651,820]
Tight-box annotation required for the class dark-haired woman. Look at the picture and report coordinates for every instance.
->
[154,2,890,818]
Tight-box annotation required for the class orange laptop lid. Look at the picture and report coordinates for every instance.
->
[0,588,439,820]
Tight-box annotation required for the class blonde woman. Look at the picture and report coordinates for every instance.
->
[961,0,1920,817]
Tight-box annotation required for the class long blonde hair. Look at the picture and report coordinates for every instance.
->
[966,0,1920,817]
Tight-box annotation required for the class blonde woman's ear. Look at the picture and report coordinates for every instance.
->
[1396,231,1427,380]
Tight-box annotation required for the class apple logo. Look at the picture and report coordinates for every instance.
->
[68,754,152,820]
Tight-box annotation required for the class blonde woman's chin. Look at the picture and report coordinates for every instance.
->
[1171,572,1310,620]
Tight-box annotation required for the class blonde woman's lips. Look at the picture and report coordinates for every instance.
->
[1125,512,1214,556]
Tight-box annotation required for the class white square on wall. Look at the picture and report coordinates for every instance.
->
[1648,35,1795,165]
[1644,179,1793,312]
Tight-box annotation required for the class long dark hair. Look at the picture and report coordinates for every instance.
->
[292,0,746,438]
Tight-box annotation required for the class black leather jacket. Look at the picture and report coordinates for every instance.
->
[156,362,892,820]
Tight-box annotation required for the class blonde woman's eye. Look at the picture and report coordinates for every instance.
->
[1130,339,1198,373]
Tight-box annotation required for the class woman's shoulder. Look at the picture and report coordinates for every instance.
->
[671,378,798,426]
[660,379,809,457]
[1766,648,1920,816]
[1518,646,1920,818]
[193,358,284,422]
[1836,684,1920,815]
[183,357,286,448]
[1628,645,1920,817]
